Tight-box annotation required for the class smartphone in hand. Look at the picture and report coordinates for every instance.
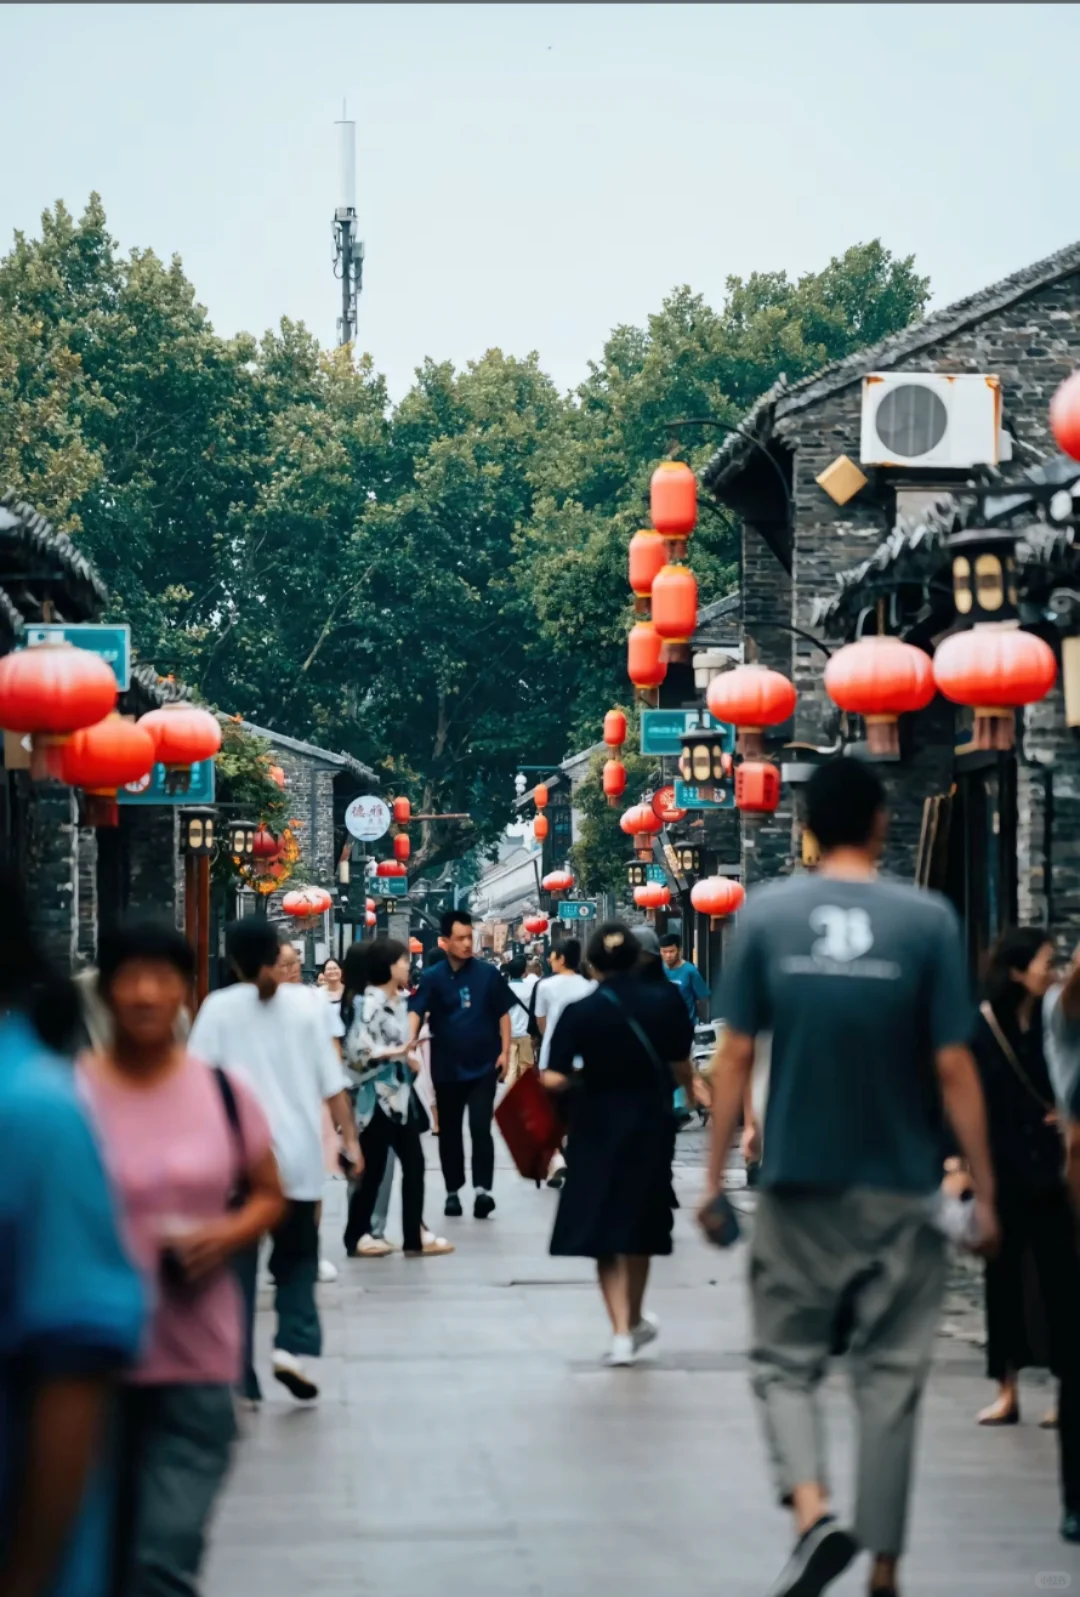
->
[699,1190,741,1249]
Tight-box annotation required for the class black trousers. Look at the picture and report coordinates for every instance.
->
[234,1199,321,1403]
[344,1109,425,1253]
[987,1179,1080,1512]
[435,1071,497,1193]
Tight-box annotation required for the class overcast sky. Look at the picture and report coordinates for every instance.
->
[5,3,1077,400]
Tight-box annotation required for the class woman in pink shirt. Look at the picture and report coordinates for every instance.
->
[78,921,284,1597]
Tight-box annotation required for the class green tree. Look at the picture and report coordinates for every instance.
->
[570,743,655,900]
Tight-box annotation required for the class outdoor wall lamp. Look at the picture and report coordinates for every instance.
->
[180,807,216,857]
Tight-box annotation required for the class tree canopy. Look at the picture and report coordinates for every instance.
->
[0,197,930,873]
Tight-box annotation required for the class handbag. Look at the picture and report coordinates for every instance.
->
[495,1066,565,1186]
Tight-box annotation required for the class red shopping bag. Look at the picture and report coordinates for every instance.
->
[495,1068,564,1185]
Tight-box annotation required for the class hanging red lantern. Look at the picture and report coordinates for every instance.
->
[603,709,627,749]
[651,784,687,825]
[629,529,667,608]
[58,714,157,828]
[393,833,411,862]
[534,812,550,841]
[634,882,671,909]
[409,936,423,954]
[365,910,377,928]
[534,783,549,810]
[824,636,936,757]
[366,896,376,913]
[650,461,697,544]
[736,761,781,814]
[138,704,222,789]
[690,876,745,927]
[252,826,281,860]
[283,890,318,918]
[627,621,666,691]
[933,625,1057,750]
[268,764,286,790]
[651,565,698,662]
[707,665,797,756]
[392,796,411,825]
[523,914,549,936]
[1050,372,1080,462]
[311,887,333,913]
[620,802,660,859]
[602,760,627,806]
[375,859,401,878]
[0,640,119,777]
[542,869,574,894]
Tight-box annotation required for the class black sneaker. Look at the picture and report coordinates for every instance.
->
[1062,1511,1080,1543]
[767,1516,857,1597]
[474,1192,496,1219]
[444,1192,463,1218]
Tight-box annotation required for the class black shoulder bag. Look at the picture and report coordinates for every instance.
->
[213,1066,251,1211]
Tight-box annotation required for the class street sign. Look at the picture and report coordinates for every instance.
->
[558,900,597,923]
[23,623,131,690]
[674,778,734,811]
[381,875,408,898]
[345,795,391,842]
[640,707,731,758]
[651,784,687,824]
[118,759,216,805]
[646,863,666,884]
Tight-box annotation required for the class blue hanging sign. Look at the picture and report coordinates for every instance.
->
[117,759,216,806]
[23,623,131,691]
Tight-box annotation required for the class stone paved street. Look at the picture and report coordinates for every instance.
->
[206,1133,1077,1597]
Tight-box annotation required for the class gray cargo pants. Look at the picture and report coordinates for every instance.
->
[749,1186,947,1557]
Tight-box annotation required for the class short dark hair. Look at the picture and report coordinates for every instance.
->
[98,919,196,995]
[586,921,640,976]
[804,757,887,853]
[343,936,407,997]
[226,918,281,981]
[552,937,582,972]
[440,908,473,938]
[659,934,681,951]
[506,955,527,979]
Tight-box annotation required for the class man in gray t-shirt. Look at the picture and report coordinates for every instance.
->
[702,757,997,1597]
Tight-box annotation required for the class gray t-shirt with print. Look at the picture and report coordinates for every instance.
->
[720,874,972,1193]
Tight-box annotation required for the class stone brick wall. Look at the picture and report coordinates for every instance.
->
[76,826,98,968]
[266,747,338,883]
[125,807,182,921]
[24,783,79,970]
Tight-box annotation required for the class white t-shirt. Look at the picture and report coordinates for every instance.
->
[507,974,539,1039]
[189,983,348,1200]
[321,989,346,1041]
[535,973,595,1071]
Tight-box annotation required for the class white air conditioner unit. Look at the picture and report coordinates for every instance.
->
[860,372,1003,469]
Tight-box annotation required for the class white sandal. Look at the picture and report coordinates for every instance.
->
[352,1234,393,1257]
[405,1235,455,1257]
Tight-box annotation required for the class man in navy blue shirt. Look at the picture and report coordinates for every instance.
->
[408,910,512,1220]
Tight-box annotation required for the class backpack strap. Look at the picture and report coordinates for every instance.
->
[598,985,669,1092]
[212,1066,251,1209]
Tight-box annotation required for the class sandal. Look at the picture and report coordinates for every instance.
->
[351,1234,393,1257]
[405,1236,455,1257]
[977,1398,1019,1426]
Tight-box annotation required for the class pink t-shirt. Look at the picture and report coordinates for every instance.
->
[77,1051,272,1386]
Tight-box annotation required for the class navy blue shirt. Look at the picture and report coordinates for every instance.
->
[409,958,512,1084]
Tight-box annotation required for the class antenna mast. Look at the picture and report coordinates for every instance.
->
[332,105,364,346]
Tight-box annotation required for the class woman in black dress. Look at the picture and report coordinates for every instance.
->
[540,921,694,1366]
[970,927,1080,1539]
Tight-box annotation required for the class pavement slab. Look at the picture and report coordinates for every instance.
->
[204,1133,1078,1597]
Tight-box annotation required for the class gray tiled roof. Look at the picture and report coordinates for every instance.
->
[702,238,1080,496]
[0,490,108,617]
[239,720,379,786]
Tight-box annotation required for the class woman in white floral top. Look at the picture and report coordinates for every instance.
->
[341,938,454,1259]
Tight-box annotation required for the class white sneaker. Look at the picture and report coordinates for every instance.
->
[351,1234,393,1257]
[271,1349,319,1401]
[546,1151,567,1189]
[631,1312,659,1352]
[604,1334,637,1367]
[317,1258,338,1283]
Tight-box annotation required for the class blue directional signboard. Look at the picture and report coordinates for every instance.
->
[674,779,734,812]
[24,623,131,690]
[558,900,597,923]
[645,863,667,884]
[381,876,409,898]
[118,759,216,806]
[640,708,732,758]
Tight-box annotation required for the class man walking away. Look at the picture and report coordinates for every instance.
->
[535,939,595,1188]
[660,934,710,1023]
[408,910,512,1220]
[702,757,998,1597]
[189,919,361,1404]
[504,954,539,1087]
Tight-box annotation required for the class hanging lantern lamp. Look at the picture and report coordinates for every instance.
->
[651,565,698,664]
[736,762,781,814]
[138,704,222,792]
[392,796,411,825]
[603,709,627,749]
[393,833,411,862]
[58,714,157,827]
[1050,371,1080,462]
[707,665,797,757]
[690,876,746,927]
[0,639,119,779]
[602,759,627,806]
[650,460,697,556]
[628,529,668,611]
[627,621,667,694]
[932,625,1057,750]
[824,636,935,757]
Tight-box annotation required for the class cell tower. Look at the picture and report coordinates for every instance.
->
[332,106,364,346]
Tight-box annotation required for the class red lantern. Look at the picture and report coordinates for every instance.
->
[1051,372,1080,462]
[629,529,667,606]
[139,704,222,786]
[268,764,286,790]
[534,783,549,810]
[634,882,671,909]
[366,897,376,913]
[690,876,745,928]
[707,665,797,757]
[651,784,687,825]
[603,709,627,749]
[542,869,574,894]
[365,910,377,928]
[651,565,698,654]
[523,914,549,936]
[627,621,666,691]
[375,859,399,878]
[933,625,1057,750]
[824,636,936,757]
[620,802,660,859]
[393,833,411,862]
[252,826,281,860]
[534,813,550,841]
[58,714,157,827]
[409,936,423,953]
[310,887,333,913]
[650,461,697,542]
[283,890,317,918]
[736,761,781,814]
[392,796,411,824]
[0,640,118,777]
[602,760,627,806]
